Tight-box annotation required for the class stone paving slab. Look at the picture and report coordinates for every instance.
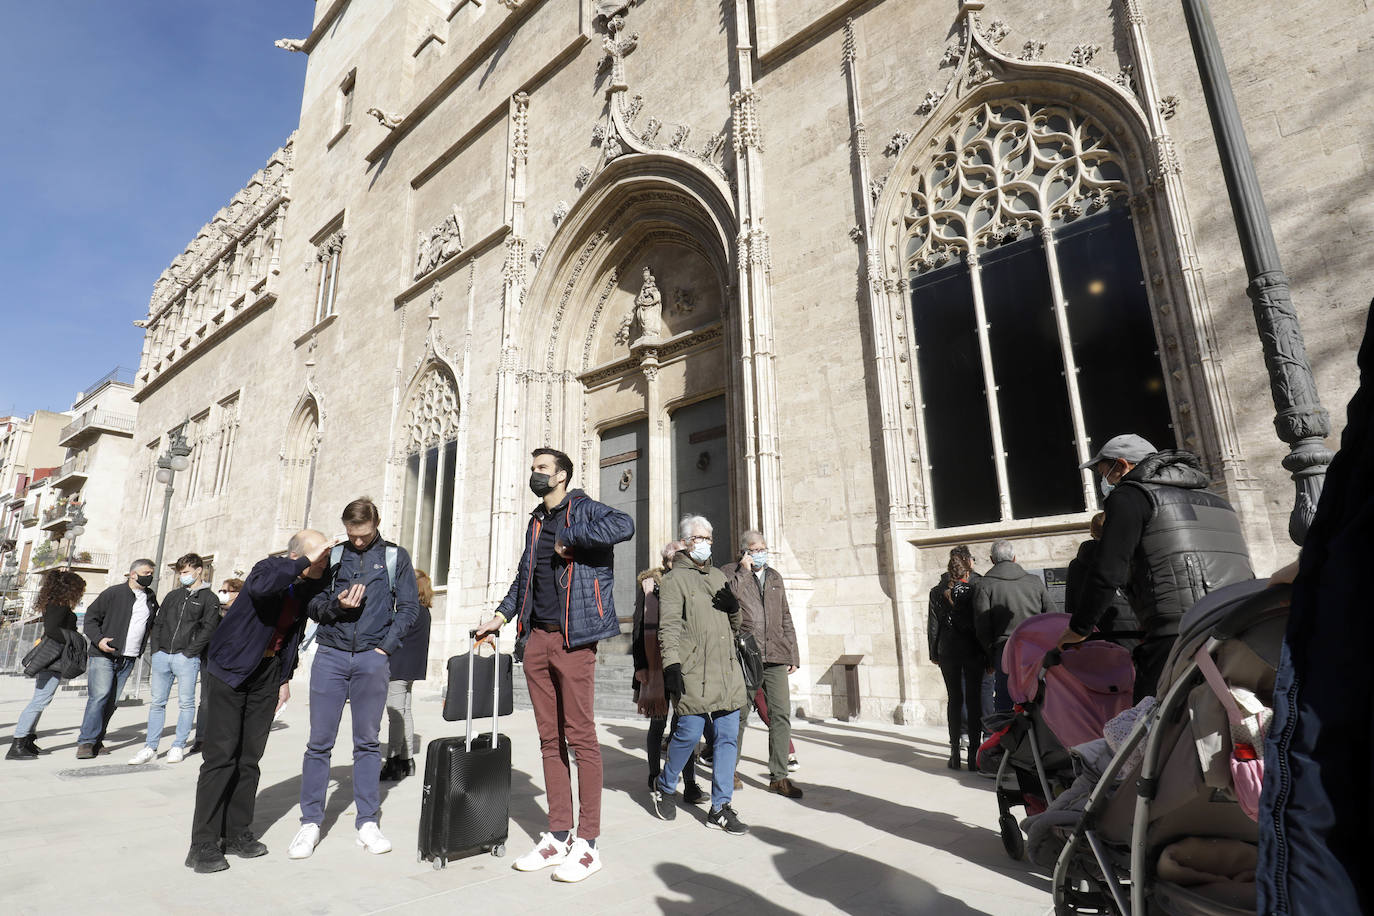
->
[0,674,1051,915]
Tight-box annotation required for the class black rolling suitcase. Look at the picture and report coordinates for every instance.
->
[418,630,511,868]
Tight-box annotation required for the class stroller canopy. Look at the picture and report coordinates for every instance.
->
[1004,613,1136,748]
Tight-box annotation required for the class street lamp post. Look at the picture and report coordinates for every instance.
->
[1180,0,1332,545]
[151,426,192,594]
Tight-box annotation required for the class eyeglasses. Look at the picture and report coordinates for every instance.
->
[688,535,713,545]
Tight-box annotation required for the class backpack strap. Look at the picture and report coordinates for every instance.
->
[328,544,344,594]
[385,545,398,614]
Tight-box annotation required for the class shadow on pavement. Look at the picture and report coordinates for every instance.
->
[254,764,390,839]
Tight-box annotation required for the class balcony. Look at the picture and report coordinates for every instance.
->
[39,504,73,532]
[30,549,112,573]
[58,409,136,448]
[52,454,90,490]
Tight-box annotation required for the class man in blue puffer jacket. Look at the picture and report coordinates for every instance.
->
[476,447,633,883]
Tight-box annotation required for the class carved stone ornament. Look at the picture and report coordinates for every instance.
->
[671,288,697,315]
[615,266,664,348]
[316,230,346,262]
[1067,44,1100,69]
[668,124,691,151]
[575,165,592,187]
[884,132,913,156]
[413,209,464,280]
[1158,95,1180,120]
[1019,40,1046,61]
[596,1,639,86]
[730,88,762,152]
[366,108,402,130]
[404,367,460,454]
[274,38,306,53]
[552,201,570,226]
[531,245,547,267]
[915,91,944,116]
[983,20,1010,45]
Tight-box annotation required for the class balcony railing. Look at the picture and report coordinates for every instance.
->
[55,453,90,485]
[58,409,136,445]
[19,507,38,526]
[40,505,73,530]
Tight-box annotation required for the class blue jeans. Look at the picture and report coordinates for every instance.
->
[992,649,1013,713]
[79,655,138,745]
[300,645,391,828]
[15,671,62,739]
[659,709,740,811]
[145,651,200,750]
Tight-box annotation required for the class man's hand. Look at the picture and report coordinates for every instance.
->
[740,552,754,572]
[374,647,388,657]
[475,614,504,638]
[554,539,572,559]
[641,577,656,596]
[305,536,341,567]
[1269,560,1300,587]
[1055,628,1089,652]
[711,586,739,614]
[663,663,685,700]
[276,683,290,714]
[98,637,115,654]
[337,583,366,609]
[787,665,798,675]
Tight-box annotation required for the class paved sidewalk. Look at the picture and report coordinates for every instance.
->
[0,673,1051,915]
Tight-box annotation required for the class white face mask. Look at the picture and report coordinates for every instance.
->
[1099,477,1115,498]
[216,591,229,602]
[690,541,713,563]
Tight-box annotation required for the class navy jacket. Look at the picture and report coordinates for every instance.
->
[207,555,326,688]
[496,489,634,653]
[308,535,420,656]
[388,603,432,682]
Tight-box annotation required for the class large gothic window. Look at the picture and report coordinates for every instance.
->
[400,367,459,585]
[904,100,1174,527]
[282,398,319,529]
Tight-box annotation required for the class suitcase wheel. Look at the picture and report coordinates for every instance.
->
[490,843,505,858]
[432,857,447,870]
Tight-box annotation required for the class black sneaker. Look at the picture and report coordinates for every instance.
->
[706,804,748,836]
[23,737,43,755]
[222,830,268,858]
[682,783,706,806]
[5,741,37,761]
[185,842,230,874]
[650,788,677,821]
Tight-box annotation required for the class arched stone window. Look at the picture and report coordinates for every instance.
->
[904,99,1174,527]
[400,366,459,585]
[282,397,320,529]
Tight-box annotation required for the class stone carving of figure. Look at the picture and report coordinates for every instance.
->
[414,231,430,279]
[633,266,662,344]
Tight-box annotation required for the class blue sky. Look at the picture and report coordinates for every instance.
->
[0,2,311,416]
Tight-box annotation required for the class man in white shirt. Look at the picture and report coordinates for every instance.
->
[77,559,159,758]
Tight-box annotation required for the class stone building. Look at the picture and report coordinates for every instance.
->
[117,0,1373,723]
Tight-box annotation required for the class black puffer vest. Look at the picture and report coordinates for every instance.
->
[1119,450,1254,639]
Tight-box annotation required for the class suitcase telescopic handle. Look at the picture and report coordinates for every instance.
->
[464,628,501,752]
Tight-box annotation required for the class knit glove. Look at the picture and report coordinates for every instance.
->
[663,663,685,700]
[711,586,739,614]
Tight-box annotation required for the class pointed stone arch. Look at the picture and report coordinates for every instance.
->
[280,384,323,529]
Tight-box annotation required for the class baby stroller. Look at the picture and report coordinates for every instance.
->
[1051,579,1285,915]
[977,613,1135,860]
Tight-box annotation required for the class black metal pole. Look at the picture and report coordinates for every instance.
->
[1181,0,1332,545]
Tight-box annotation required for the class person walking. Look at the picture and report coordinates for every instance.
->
[474,447,634,883]
[7,570,86,760]
[130,553,220,766]
[973,541,1054,713]
[381,568,433,782]
[722,530,803,799]
[651,515,749,836]
[76,558,159,758]
[631,541,704,803]
[928,546,984,771]
[185,530,335,874]
[1056,434,1253,701]
[288,498,420,861]
[192,578,241,755]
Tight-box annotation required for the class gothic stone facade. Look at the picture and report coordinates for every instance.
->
[118,0,1374,724]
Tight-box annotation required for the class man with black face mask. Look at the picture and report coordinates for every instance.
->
[76,558,160,758]
[475,447,634,883]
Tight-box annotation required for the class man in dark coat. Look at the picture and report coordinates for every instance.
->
[1258,301,1374,915]
[974,540,1054,712]
[1057,434,1253,701]
[77,558,159,758]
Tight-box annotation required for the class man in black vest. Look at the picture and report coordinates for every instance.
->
[1056,434,1254,701]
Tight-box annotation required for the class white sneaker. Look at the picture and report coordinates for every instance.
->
[356,822,392,855]
[552,838,602,883]
[513,832,571,871]
[287,823,321,859]
[128,747,157,765]
[166,746,186,764]
[788,756,800,772]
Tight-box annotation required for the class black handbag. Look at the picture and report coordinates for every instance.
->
[21,637,63,678]
[443,636,514,722]
[735,631,764,693]
[57,632,89,679]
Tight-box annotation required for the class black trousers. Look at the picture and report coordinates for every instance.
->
[190,656,280,846]
[939,656,984,748]
[1132,637,1174,704]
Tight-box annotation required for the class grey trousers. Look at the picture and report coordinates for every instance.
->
[386,679,415,759]
[739,663,793,781]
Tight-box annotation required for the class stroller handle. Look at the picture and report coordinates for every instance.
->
[1041,648,1063,670]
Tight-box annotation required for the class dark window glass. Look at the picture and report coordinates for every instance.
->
[435,440,457,584]
[418,446,438,569]
[910,260,1000,527]
[980,238,1083,518]
[1057,209,1175,460]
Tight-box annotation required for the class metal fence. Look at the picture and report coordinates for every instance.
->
[0,589,150,697]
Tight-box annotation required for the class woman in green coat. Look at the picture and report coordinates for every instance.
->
[650,514,749,836]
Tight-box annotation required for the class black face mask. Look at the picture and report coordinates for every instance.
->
[529,472,556,497]
[135,573,154,588]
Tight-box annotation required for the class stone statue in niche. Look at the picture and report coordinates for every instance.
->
[414,211,464,280]
[614,266,664,348]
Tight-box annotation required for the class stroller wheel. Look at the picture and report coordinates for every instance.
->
[999,813,1025,860]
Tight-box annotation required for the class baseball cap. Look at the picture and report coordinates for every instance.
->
[1078,434,1157,471]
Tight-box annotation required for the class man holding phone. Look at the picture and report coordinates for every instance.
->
[288,498,420,861]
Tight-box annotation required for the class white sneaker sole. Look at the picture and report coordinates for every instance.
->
[513,855,566,872]
[287,846,317,860]
[356,839,392,854]
[553,860,602,883]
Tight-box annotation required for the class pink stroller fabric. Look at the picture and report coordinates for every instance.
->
[1003,613,1136,748]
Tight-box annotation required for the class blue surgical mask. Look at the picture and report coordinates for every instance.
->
[1099,477,1115,499]
[180,573,196,587]
[750,551,769,569]
[690,542,713,563]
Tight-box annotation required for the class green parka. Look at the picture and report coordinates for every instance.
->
[658,552,746,716]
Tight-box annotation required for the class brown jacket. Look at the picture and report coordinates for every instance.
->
[721,562,800,667]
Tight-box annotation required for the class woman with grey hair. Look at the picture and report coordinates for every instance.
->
[651,515,749,835]
[631,539,703,802]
